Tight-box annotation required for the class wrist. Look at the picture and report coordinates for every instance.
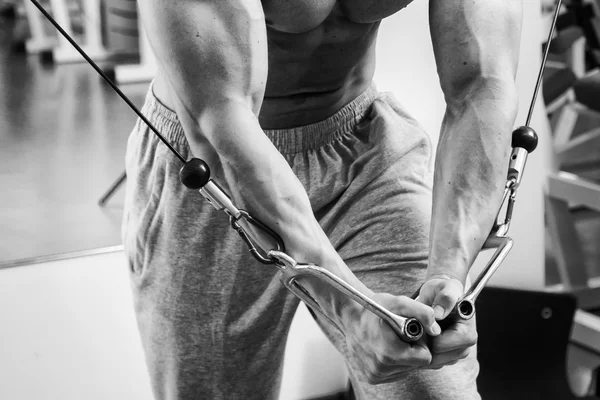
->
[271,218,374,329]
[295,251,373,329]
[299,274,367,329]
[423,274,466,295]
[426,255,470,284]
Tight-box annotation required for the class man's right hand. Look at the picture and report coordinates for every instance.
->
[342,293,442,385]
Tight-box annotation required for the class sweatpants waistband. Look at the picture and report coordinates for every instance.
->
[142,82,379,154]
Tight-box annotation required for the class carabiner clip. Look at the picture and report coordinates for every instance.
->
[179,159,286,265]
[231,211,285,265]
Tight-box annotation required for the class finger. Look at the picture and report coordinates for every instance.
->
[431,280,464,320]
[377,323,434,367]
[383,294,441,336]
[421,359,461,371]
[349,312,432,370]
[415,280,442,306]
[410,283,423,300]
[429,347,471,368]
[421,363,446,370]
[430,319,478,354]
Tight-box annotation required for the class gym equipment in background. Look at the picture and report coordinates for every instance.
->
[541,1,600,396]
[22,0,56,53]
[98,2,155,206]
[542,0,600,328]
[21,0,139,62]
[111,4,156,84]
[100,0,138,58]
[545,24,600,167]
[46,0,108,63]
[476,286,599,399]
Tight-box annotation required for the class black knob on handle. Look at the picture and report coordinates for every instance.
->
[179,158,211,189]
[511,126,538,153]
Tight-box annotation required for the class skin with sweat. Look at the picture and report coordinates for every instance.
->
[153,1,412,129]
[142,0,522,383]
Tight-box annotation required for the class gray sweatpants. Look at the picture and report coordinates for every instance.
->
[122,82,480,400]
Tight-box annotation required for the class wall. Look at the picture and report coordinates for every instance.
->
[0,250,349,400]
[374,0,549,289]
[0,252,153,400]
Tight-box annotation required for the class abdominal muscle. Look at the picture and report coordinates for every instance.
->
[153,1,386,130]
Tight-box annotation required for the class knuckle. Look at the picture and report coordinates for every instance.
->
[396,295,414,309]
[400,295,436,322]
[423,307,436,323]
[436,291,457,305]
[466,330,478,346]
[407,351,432,367]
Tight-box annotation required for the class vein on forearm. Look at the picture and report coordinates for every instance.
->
[428,82,518,281]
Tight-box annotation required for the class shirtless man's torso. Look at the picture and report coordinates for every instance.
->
[127,1,522,398]
[153,0,414,129]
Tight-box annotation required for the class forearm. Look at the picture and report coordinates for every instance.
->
[190,101,370,324]
[137,0,369,327]
[199,103,328,263]
[428,81,519,283]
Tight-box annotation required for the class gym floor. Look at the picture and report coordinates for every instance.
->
[0,13,147,264]
[0,10,599,284]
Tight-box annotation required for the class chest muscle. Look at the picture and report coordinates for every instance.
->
[261,0,416,33]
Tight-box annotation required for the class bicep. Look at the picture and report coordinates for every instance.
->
[429,0,522,101]
[138,0,268,116]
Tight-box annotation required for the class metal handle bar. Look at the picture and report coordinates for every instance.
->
[269,250,424,343]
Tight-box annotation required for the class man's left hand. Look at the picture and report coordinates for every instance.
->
[416,276,478,369]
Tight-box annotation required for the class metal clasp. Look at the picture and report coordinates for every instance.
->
[198,179,285,265]
[230,211,285,264]
[491,178,517,237]
[199,180,242,218]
